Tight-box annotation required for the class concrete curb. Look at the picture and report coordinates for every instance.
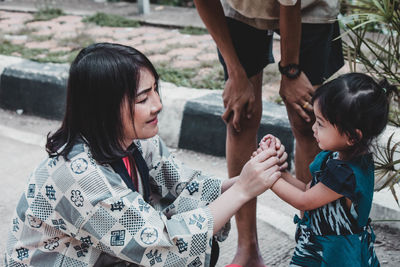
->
[0,55,294,156]
[0,55,399,230]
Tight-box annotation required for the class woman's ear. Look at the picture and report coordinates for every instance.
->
[346,129,363,146]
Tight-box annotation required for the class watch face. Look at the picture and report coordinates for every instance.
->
[287,66,301,78]
[279,62,301,79]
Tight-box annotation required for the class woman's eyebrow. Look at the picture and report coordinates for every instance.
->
[137,87,152,96]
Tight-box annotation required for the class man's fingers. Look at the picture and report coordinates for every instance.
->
[221,107,232,124]
[294,103,311,122]
[232,107,242,132]
[246,96,255,119]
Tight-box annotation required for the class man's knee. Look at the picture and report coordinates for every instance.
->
[286,106,314,139]
[227,106,262,138]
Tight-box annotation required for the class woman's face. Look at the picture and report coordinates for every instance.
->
[121,68,162,147]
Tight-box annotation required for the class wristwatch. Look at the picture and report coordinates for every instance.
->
[278,61,301,79]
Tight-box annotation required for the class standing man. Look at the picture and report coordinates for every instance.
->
[194,0,343,266]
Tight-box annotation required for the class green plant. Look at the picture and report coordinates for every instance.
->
[152,0,194,7]
[179,26,208,35]
[32,8,64,21]
[58,32,95,50]
[375,133,400,205]
[341,0,400,202]
[83,12,140,27]
[155,64,224,89]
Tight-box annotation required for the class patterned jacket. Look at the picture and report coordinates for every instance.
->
[5,135,227,266]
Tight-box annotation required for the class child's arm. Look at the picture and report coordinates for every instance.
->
[280,171,307,191]
[271,178,343,211]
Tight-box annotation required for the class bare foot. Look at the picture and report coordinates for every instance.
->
[230,245,265,267]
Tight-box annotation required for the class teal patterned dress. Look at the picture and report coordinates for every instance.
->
[290,151,380,267]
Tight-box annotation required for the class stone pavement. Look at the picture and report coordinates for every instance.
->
[0,1,400,266]
[0,0,284,99]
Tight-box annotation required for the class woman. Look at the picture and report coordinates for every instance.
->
[5,43,283,267]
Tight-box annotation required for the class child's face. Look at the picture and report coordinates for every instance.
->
[121,68,162,146]
[312,100,351,153]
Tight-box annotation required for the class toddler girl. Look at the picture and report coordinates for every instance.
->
[258,73,395,266]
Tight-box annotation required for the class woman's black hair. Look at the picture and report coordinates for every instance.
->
[312,73,396,156]
[46,43,159,163]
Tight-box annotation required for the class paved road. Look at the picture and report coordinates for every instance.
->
[0,108,399,266]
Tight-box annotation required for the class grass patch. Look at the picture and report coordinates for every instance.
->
[30,34,53,42]
[0,40,46,59]
[34,50,78,64]
[15,27,36,36]
[156,64,224,89]
[32,8,64,21]
[58,32,95,50]
[156,65,195,88]
[179,26,208,35]
[83,12,140,27]
[0,39,77,64]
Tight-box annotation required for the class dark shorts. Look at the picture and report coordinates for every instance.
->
[218,17,344,85]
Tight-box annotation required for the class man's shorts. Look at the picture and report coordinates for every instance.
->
[218,17,344,86]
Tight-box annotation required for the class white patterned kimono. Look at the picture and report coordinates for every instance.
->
[5,135,228,267]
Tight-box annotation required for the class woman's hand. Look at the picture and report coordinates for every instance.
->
[257,134,288,171]
[234,148,281,202]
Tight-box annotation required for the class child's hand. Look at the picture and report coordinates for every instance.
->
[259,134,288,171]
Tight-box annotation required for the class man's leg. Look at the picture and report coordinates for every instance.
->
[226,72,264,267]
[292,22,344,183]
[284,89,320,184]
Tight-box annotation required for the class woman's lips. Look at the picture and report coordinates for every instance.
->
[147,117,158,125]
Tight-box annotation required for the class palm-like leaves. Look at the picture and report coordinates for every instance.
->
[374,133,400,205]
[341,0,400,203]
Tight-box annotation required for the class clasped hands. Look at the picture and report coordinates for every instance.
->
[234,134,288,201]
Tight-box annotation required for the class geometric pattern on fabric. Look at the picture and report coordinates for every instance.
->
[61,255,87,267]
[30,193,53,221]
[54,196,83,228]
[7,258,28,267]
[30,250,62,267]
[120,238,146,263]
[20,226,42,248]
[51,164,75,193]
[6,231,18,256]
[5,136,225,267]
[98,166,126,194]
[119,207,145,236]
[177,197,198,213]
[158,161,181,190]
[200,179,221,202]
[34,162,49,190]
[165,252,188,267]
[16,195,29,222]
[189,233,207,257]
[83,207,117,240]
[78,171,111,206]
[95,241,116,256]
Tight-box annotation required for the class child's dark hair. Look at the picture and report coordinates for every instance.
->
[312,73,396,156]
[46,43,159,163]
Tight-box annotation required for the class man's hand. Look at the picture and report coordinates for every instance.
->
[222,72,255,132]
[279,71,314,122]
